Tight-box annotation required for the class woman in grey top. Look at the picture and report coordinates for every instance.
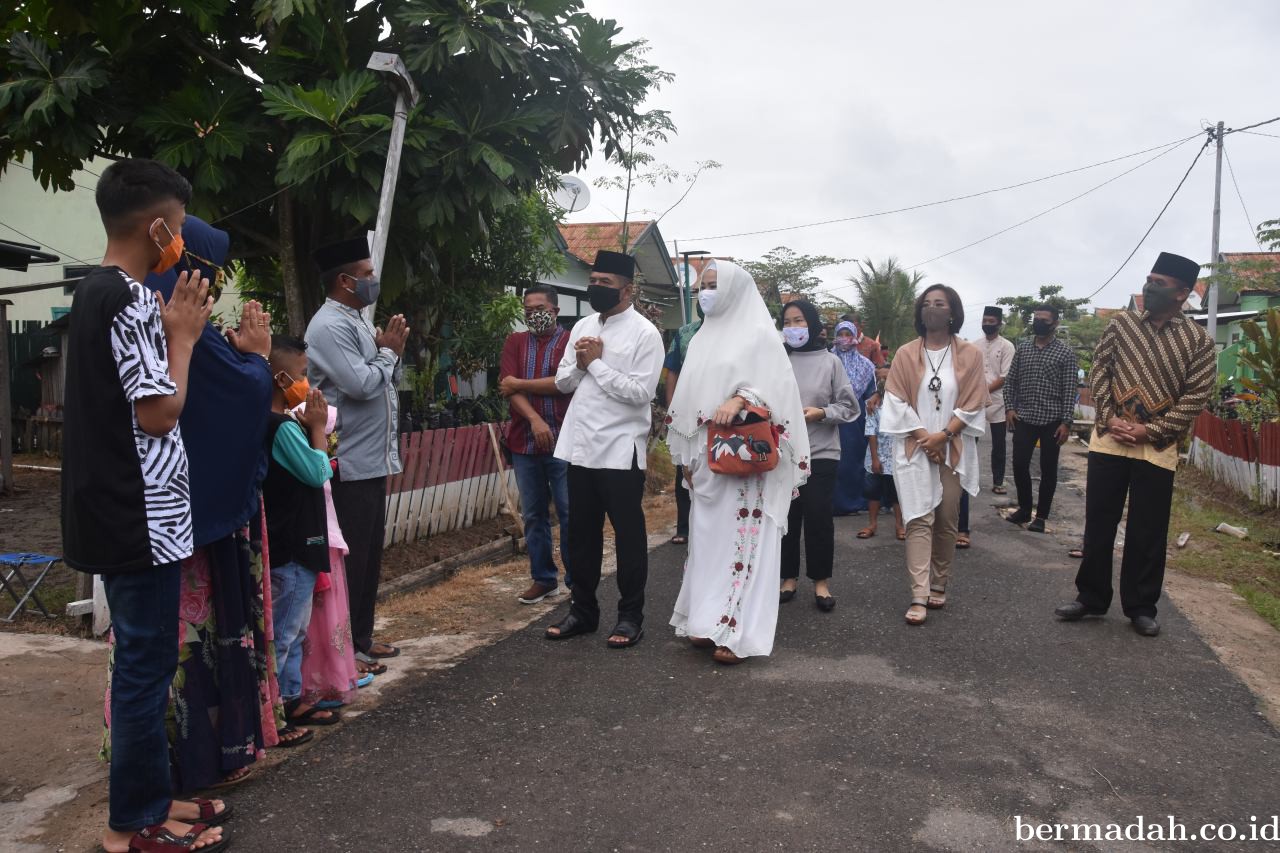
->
[779,300,860,611]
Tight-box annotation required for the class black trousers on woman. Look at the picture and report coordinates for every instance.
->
[1074,452,1174,619]
[781,458,838,581]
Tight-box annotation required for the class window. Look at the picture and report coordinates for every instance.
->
[63,264,94,295]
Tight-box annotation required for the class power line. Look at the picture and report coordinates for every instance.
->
[903,137,1197,271]
[0,220,95,266]
[681,133,1201,242]
[1224,115,1280,135]
[3,159,97,192]
[1239,130,1280,140]
[1222,139,1263,250]
[1080,138,1212,303]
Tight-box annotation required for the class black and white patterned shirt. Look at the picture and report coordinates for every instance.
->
[1002,334,1079,427]
[62,267,193,573]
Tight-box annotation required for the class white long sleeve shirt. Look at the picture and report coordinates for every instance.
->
[554,305,664,470]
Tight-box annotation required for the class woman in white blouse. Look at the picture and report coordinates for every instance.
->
[880,285,988,625]
[666,261,810,664]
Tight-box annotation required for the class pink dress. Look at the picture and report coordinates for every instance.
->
[299,406,359,706]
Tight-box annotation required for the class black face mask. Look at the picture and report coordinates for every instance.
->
[1032,319,1055,337]
[588,284,622,314]
[981,323,999,337]
[1143,281,1179,314]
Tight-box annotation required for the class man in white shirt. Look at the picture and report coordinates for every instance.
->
[544,250,664,649]
[972,306,1015,494]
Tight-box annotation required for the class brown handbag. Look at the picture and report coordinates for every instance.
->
[706,404,780,475]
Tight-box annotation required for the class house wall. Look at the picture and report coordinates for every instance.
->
[0,164,105,323]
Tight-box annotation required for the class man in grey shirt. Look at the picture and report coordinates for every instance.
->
[305,236,409,670]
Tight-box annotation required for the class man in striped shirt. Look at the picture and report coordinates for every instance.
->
[1055,252,1215,637]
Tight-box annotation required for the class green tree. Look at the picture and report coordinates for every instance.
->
[744,246,850,315]
[996,284,1090,327]
[1060,312,1108,374]
[1238,307,1280,420]
[847,257,923,349]
[1,0,667,358]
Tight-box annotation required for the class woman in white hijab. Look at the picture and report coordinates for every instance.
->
[666,261,811,664]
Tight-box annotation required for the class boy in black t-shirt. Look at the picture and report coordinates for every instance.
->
[61,159,229,852]
[262,336,341,731]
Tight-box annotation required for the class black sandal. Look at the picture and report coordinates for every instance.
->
[284,699,342,726]
[670,534,688,545]
[274,725,314,747]
[545,611,596,640]
[606,620,644,649]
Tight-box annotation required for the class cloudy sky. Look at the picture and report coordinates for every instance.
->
[568,0,1280,322]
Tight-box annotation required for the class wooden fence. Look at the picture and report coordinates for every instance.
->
[382,422,518,547]
[1187,411,1280,508]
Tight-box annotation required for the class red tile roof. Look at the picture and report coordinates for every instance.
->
[1219,251,1280,293]
[558,221,654,265]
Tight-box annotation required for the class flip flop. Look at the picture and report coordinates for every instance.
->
[356,661,387,676]
[208,765,254,790]
[285,700,342,726]
[896,530,907,541]
[366,643,400,659]
[356,672,376,687]
[274,725,314,747]
[992,485,1007,495]
[1069,548,1084,559]
[856,527,876,539]
[670,535,688,545]
[955,534,970,549]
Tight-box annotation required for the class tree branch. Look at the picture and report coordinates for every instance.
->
[172,30,261,87]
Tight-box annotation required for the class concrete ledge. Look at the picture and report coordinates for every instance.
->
[376,535,524,601]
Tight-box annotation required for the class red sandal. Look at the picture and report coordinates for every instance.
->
[114,821,228,852]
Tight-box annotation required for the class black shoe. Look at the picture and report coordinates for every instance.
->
[1055,601,1105,621]
[1006,508,1032,525]
[1131,615,1160,637]
[545,612,596,640]
[815,594,836,612]
[779,588,796,604]
[1027,517,1046,533]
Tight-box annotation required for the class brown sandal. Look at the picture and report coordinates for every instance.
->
[713,647,744,665]
[689,636,715,649]
[927,587,947,609]
[857,527,876,539]
[905,601,928,625]
[896,530,907,540]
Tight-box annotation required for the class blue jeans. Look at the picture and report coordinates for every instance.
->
[103,562,181,831]
[511,452,571,588]
[270,562,316,702]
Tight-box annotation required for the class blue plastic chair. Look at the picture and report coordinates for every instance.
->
[0,552,61,622]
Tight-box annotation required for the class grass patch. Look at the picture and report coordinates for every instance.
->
[1169,467,1280,629]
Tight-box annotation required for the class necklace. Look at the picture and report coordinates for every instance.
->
[924,343,950,412]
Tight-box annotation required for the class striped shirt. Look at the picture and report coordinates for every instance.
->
[1003,335,1078,426]
[1089,309,1215,454]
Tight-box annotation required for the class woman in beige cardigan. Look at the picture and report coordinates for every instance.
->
[880,285,989,625]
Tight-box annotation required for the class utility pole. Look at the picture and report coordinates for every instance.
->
[1206,120,1224,344]
[674,240,686,325]
[365,52,420,321]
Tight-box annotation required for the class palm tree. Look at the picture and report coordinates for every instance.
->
[848,258,925,349]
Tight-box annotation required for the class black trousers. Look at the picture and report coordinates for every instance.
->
[330,475,387,656]
[1075,452,1174,619]
[1012,420,1062,519]
[988,420,1007,486]
[781,458,837,581]
[674,465,690,537]
[566,459,648,627]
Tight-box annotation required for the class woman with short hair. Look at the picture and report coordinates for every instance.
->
[880,284,988,625]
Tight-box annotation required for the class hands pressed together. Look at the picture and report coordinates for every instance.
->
[375,314,410,357]
[1107,417,1149,446]
[157,270,213,351]
[225,300,271,357]
[575,336,603,369]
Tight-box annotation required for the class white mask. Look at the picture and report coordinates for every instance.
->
[782,327,810,348]
[697,289,718,316]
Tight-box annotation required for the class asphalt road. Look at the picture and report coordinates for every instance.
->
[229,450,1279,852]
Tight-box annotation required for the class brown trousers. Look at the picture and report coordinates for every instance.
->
[904,464,962,601]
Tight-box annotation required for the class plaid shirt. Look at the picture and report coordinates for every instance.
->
[1003,335,1078,426]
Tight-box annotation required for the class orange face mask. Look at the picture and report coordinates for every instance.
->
[276,373,310,410]
[150,219,185,274]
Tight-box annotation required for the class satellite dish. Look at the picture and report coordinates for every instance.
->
[552,175,591,214]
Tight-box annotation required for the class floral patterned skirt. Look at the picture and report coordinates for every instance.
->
[670,459,782,658]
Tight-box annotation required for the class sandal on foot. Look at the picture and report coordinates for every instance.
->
[856,527,876,539]
[905,601,928,625]
[285,700,342,726]
[670,534,688,545]
[689,636,715,649]
[367,642,400,659]
[113,822,227,852]
[171,799,232,828]
[1069,548,1084,559]
[274,725,314,747]
[546,611,596,640]
[208,765,254,790]
[992,485,1007,495]
[779,587,796,603]
[713,646,744,665]
[955,534,970,549]
[927,588,947,609]
[896,530,907,541]
[606,620,644,649]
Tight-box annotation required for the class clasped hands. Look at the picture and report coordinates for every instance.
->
[1107,417,1149,446]
[574,336,603,369]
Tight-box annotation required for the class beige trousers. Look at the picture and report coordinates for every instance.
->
[905,464,963,601]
